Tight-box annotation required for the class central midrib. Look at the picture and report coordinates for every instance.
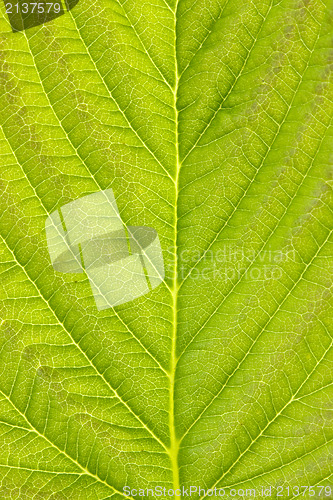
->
[169,0,181,496]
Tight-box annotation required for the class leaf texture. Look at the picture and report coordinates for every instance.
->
[0,0,333,498]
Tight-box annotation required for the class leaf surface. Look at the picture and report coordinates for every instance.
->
[0,0,333,498]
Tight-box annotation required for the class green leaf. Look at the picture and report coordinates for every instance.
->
[0,0,332,498]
